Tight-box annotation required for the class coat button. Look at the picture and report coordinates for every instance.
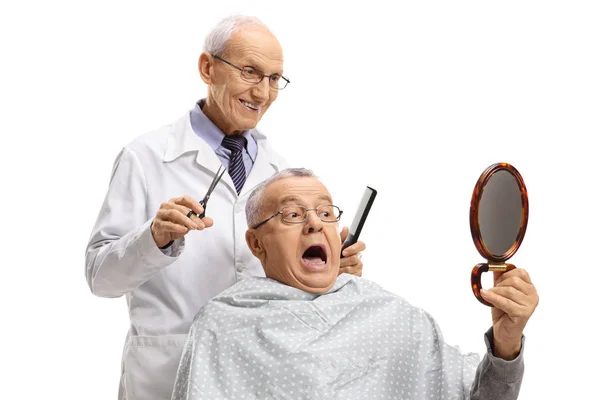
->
[236,263,243,272]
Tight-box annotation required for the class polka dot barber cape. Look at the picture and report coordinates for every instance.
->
[171,274,482,399]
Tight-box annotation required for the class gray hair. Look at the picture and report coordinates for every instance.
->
[203,14,271,57]
[246,168,317,228]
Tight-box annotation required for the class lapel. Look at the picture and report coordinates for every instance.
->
[163,113,236,194]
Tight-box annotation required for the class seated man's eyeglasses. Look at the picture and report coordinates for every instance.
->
[252,205,343,229]
[212,55,290,90]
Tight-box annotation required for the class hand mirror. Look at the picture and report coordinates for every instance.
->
[469,162,529,306]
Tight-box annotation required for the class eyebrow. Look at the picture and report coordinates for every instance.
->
[242,59,283,75]
[280,195,332,206]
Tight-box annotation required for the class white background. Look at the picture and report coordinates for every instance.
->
[1,1,599,398]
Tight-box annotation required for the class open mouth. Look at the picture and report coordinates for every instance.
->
[239,99,261,112]
[301,244,328,270]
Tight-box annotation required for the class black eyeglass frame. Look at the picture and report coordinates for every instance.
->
[212,54,290,90]
[251,205,343,229]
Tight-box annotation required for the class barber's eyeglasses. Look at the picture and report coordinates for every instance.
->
[212,55,290,90]
[252,205,343,229]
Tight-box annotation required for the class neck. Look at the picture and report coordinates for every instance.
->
[201,97,242,136]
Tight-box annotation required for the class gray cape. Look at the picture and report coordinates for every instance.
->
[172,274,523,399]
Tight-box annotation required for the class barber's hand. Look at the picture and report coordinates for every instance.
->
[480,268,539,360]
[338,226,366,277]
[151,195,214,248]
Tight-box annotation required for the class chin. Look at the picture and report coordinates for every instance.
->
[304,284,335,295]
[297,272,338,294]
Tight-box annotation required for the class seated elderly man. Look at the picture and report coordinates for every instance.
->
[171,168,538,400]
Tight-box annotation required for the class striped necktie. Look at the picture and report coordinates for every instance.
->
[221,134,247,194]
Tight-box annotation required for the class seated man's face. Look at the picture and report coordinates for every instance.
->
[246,176,341,293]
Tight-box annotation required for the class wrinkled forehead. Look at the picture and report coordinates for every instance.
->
[225,25,284,72]
[265,177,333,210]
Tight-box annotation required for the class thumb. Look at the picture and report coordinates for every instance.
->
[340,226,349,243]
[201,217,214,228]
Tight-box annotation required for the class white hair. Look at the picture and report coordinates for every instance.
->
[246,168,317,228]
[203,14,271,57]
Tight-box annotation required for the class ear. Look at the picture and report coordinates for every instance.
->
[245,229,266,261]
[198,52,213,85]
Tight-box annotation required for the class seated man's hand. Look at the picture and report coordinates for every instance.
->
[481,268,539,360]
[339,226,366,277]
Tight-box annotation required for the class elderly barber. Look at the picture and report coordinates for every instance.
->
[172,168,539,400]
[85,15,365,399]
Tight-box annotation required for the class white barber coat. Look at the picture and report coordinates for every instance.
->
[85,112,289,399]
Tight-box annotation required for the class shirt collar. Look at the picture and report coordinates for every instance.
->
[190,99,257,161]
[163,101,266,165]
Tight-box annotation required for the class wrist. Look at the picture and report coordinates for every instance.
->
[151,222,171,248]
[493,338,522,361]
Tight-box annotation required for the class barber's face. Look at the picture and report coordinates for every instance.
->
[246,177,342,294]
[200,25,283,135]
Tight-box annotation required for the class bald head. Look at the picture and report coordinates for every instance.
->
[203,15,279,58]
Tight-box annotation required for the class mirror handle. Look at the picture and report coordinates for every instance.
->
[471,263,516,307]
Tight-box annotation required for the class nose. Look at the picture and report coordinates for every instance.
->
[251,77,271,102]
[303,210,324,234]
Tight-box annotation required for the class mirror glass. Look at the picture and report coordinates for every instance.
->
[478,170,523,256]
